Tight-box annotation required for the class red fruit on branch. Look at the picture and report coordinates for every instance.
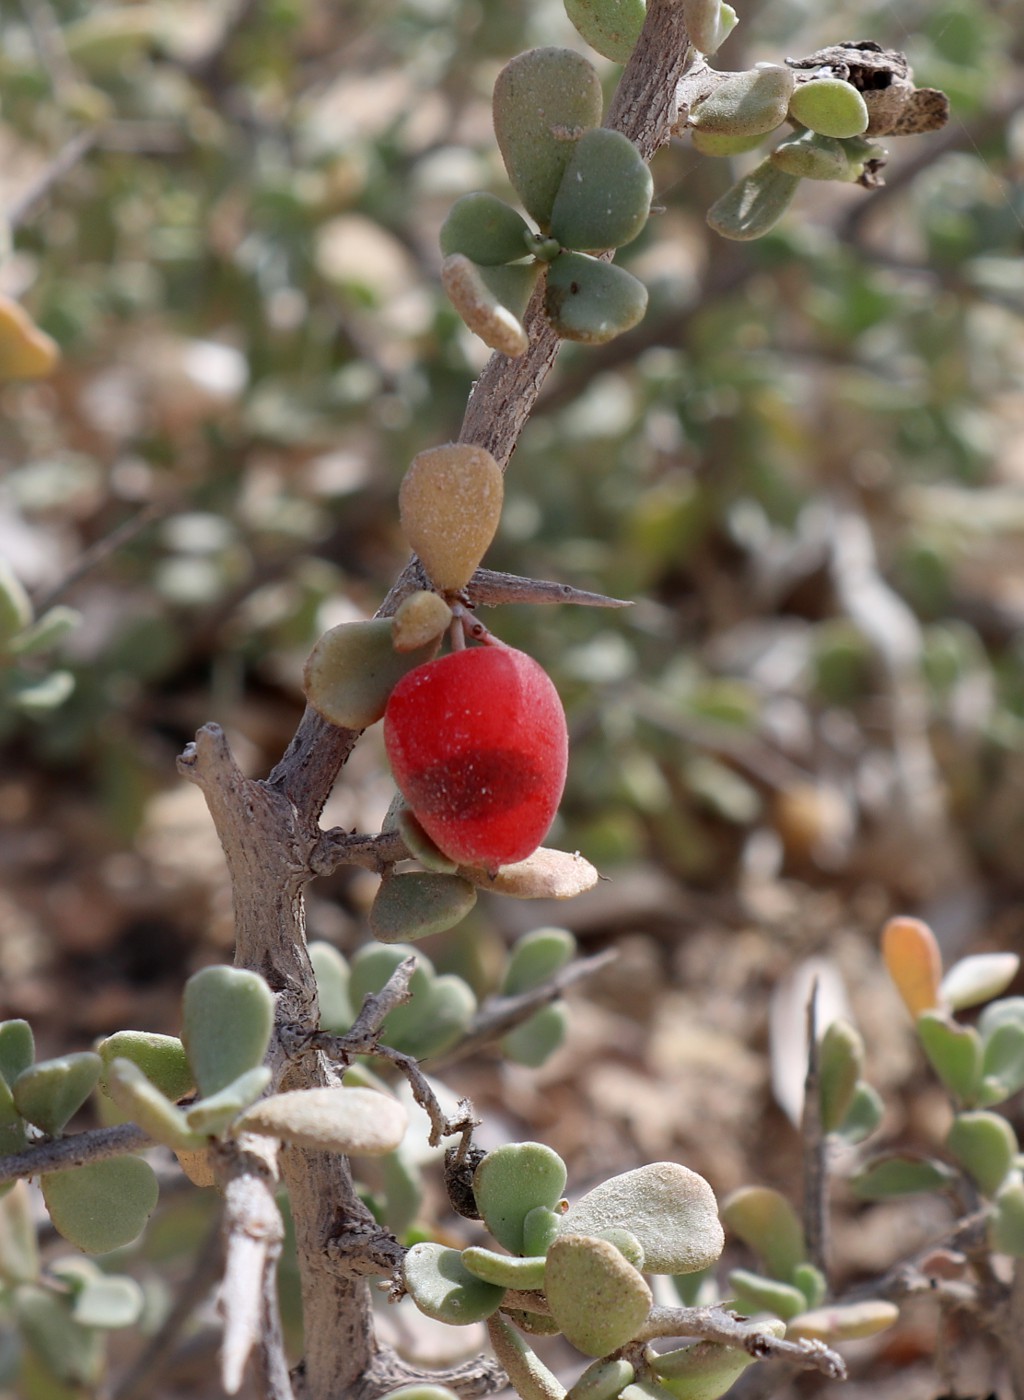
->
[383,646,568,870]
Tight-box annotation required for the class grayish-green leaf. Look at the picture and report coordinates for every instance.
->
[13,1053,102,1136]
[105,1057,204,1152]
[310,941,353,1034]
[370,872,478,943]
[563,0,646,63]
[706,161,800,241]
[403,1242,505,1324]
[545,1233,652,1356]
[185,1065,272,1135]
[690,66,794,137]
[549,129,653,252]
[97,1031,193,1103]
[182,965,274,1097]
[475,1142,568,1254]
[41,1157,159,1254]
[238,1085,407,1155]
[545,253,648,345]
[440,193,532,266]
[788,79,869,139]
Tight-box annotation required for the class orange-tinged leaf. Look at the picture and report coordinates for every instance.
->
[882,916,942,1017]
[0,296,59,380]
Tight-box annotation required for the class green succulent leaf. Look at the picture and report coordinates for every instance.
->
[545,252,648,344]
[706,161,800,241]
[181,965,274,1097]
[97,1031,193,1103]
[549,128,653,252]
[946,1111,1018,1197]
[441,254,536,358]
[978,1021,1024,1106]
[502,1004,570,1068]
[545,1233,653,1356]
[303,618,437,730]
[788,78,869,139]
[382,973,477,1060]
[916,1011,983,1104]
[720,1186,804,1280]
[380,1142,424,1237]
[349,944,428,1009]
[682,0,737,57]
[13,1053,102,1136]
[370,872,478,943]
[0,1181,40,1284]
[41,1156,159,1254]
[403,1242,505,1324]
[818,1019,864,1134]
[397,809,459,874]
[592,1226,645,1271]
[560,1162,723,1275]
[849,1154,956,1199]
[727,1268,808,1321]
[461,1245,547,1290]
[474,1141,568,1253]
[690,66,794,137]
[50,1259,145,1329]
[941,954,1020,1011]
[990,1179,1024,1256]
[0,1020,35,1092]
[649,1332,779,1400]
[380,1388,462,1400]
[185,1065,272,1136]
[309,941,353,1034]
[0,561,33,643]
[440,193,533,266]
[9,605,80,657]
[522,1204,564,1257]
[791,1262,827,1310]
[488,1311,567,1399]
[12,1284,104,1387]
[978,997,1024,1040]
[690,128,767,157]
[504,929,578,995]
[493,48,604,226]
[105,1057,205,1152]
[563,0,646,63]
[833,1081,885,1145]
[238,1086,407,1156]
[770,131,851,181]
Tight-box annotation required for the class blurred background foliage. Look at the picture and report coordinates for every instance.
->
[1,0,1024,1393]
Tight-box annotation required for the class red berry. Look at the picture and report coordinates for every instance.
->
[383,646,568,870]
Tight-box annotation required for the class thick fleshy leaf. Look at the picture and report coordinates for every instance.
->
[380,1142,424,1236]
[12,1285,104,1386]
[0,1181,39,1284]
[978,997,1024,1040]
[946,1112,1017,1197]
[720,1186,804,1281]
[493,48,603,226]
[383,974,477,1061]
[727,1269,808,1321]
[0,1020,34,1125]
[8,604,79,657]
[651,1333,779,1400]
[682,0,737,56]
[940,954,1020,1012]
[397,808,459,874]
[818,1020,863,1134]
[475,1142,568,1254]
[185,1065,272,1135]
[399,442,504,593]
[546,1233,653,1356]
[990,1180,1024,1256]
[403,1242,505,1324]
[593,1226,645,1271]
[549,129,653,252]
[461,846,599,899]
[349,944,430,1010]
[770,131,850,181]
[41,1157,159,1254]
[917,1011,982,1104]
[523,1204,564,1257]
[13,1053,102,1136]
[690,128,766,157]
[882,917,943,1018]
[690,66,794,137]
[309,941,353,1033]
[560,1163,723,1275]
[440,193,532,266]
[238,1086,407,1155]
[105,1057,204,1152]
[502,1004,570,1068]
[545,252,648,344]
[567,1357,635,1400]
[788,79,869,139]
[51,1258,145,1329]
[97,1031,193,1103]
[706,161,799,242]
[461,1246,547,1290]
[792,1263,827,1310]
[850,1154,956,1199]
[370,872,478,943]
[563,0,646,63]
[0,564,33,644]
[380,1389,462,1400]
[505,928,577,994]
[441,254,535,357]
[182,965,274,1097]
[786,1300,898,1342]
[833,1081,884,1145]
[979,1021,1024,1106]
[488,1312,566,1398]
[392,591,453,654]
[303,618,437,729]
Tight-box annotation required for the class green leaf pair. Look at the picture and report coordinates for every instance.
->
[917,996,1024,1108]
[818,1019,884,1143]
[500,927,576,1067]
[563,0,737,63]
[441,48,653,354]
